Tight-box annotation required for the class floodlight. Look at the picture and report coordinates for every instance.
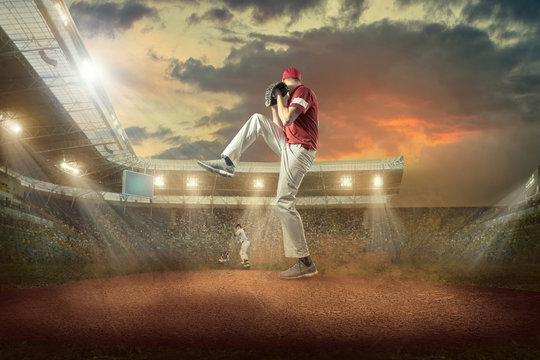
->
[55,3,69,26]
[340,176,352,187]
[111,113,120,126]
[60,161,81,176]
[373,175,383,187]
[10,122,22,134]
[1,114,22,135]
[79,59,99,83]
[526,173,535,190]
[2,120,22,135]
[254,179,264,188]
[154,176,165,187]
[187,177,198,188]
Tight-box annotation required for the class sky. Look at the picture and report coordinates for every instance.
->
[63,0,540,207]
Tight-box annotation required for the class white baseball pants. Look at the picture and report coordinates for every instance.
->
[240,240,250,262]
[222,113,316,258]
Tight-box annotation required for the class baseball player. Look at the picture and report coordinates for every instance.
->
[235,224,250,269]
[217,250,230,265]
[198,67,319,279]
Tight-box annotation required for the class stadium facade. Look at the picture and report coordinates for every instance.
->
[0,0,404,208]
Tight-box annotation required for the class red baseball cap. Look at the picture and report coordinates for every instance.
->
[282,67,301,81]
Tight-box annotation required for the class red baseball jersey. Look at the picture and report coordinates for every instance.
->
[285,84,319,151]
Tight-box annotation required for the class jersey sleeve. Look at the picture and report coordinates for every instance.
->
[289,87,311,114]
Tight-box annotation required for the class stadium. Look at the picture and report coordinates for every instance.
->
[1,1,540,359]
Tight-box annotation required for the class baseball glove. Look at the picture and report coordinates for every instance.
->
[264,82,289,107]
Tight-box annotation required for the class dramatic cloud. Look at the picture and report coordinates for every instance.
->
[165,39,295,98]
[125,125,187,146]
[396,0,540,33]
[394,0,463,13]
[187,7,234,25]
[335,0,368,26]
[219,0,325,23]
[462,0,540,25]
[152,140,225,160]
[165,21,539,151]
[69,1,160,38]
[195,106,242,129]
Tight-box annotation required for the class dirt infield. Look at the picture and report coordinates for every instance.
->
[0,270,539,351]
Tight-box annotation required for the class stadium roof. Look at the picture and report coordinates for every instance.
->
[0,0,144,188]
[0,0,405,204]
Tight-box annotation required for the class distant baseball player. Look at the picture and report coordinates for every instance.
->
[217,250,230,265]
[198,67,318,279]
[235,224,250,269]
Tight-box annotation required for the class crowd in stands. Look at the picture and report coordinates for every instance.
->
[1,191,539,267]
[0,213,83,263]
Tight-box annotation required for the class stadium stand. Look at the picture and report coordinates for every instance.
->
[1,188,539,267]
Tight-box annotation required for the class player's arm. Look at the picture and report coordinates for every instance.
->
[271,105,283,129]
[276,93,302,127]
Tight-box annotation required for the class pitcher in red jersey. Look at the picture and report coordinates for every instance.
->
[198,67,319,279]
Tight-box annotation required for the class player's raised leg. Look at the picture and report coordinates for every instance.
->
[197,113,285,177]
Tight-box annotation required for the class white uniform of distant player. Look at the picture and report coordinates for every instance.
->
[235,225,250,269]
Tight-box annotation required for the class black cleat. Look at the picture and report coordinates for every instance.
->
[197,158,235,178]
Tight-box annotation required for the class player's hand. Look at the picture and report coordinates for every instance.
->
[265,82,288,107]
